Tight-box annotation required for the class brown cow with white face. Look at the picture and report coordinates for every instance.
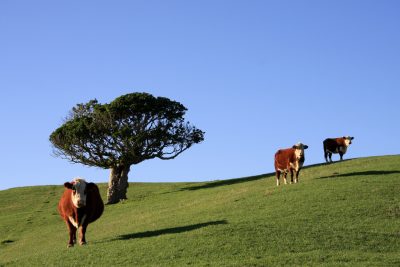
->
[58,178,104,247]
[323,136,354,163]
[274,143,308,186]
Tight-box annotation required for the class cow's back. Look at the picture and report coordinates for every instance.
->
[274,148,295,170]
[324,137,346,149]
[324,138,338,149]
[323,138,335,145]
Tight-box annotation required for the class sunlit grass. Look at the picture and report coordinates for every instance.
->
[1,155,399,266]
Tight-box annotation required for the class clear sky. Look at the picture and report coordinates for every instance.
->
[1,0,399,190]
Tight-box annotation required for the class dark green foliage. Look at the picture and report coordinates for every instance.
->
[49,92,204,169]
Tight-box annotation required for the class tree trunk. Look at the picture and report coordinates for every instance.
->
[107,165,131,204]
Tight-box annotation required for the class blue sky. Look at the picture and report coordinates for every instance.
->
[1,0,399,190]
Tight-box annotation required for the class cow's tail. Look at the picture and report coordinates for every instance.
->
[274,150,281,170]
[323,139,328,162]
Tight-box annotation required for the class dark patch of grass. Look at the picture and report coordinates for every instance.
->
[388,205,400,218]
[180,173,269,191]
[318,170,400,179]
[114,220,227,240]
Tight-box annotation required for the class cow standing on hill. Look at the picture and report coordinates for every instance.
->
[274,143,308,186]
[58,178,104,247]
[323,136,354,163]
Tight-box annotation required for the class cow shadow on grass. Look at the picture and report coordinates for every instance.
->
[179,173,272,191]
[318,170,400,179]
[113,220,227,241]
[179,160,356,191]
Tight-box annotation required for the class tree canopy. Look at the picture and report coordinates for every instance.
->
[50,92,204,203]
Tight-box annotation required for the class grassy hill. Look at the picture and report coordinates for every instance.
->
[1,155,399,266]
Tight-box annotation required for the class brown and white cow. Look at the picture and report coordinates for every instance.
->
[274,143,308,186]
[58,178,104,247]
[323,136,354,163]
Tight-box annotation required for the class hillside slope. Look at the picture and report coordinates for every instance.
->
[1,155,399,266]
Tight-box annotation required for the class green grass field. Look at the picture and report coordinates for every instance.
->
[1,155,399,266]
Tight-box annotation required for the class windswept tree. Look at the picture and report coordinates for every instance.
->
[50,92,205,204]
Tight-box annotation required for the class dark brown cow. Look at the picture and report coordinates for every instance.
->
[274,143,308,186]
[323,136,354,163]
[58,178,104,247]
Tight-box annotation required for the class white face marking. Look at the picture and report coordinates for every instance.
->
[344,138,351,147]
[293,143,307,170]
[294,143,307,157]
[71,179,87,208]
[294,148,303,159]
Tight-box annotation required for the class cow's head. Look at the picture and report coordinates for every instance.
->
[64,178,88,208]
[343,136,354,146]
[292,142,309,158]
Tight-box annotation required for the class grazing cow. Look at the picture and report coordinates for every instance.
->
[274,143,308,186]
[323,136,354,163]
[58,178,104,247]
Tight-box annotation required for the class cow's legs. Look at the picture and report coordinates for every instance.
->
[339,152,344,161]
[283,171,288,185]
[295,169,300,183]
[79,224,87,245]
[324,150,329,163]
[290,169,294,184]
[328,152,333,163]
[66,220,77,247]
[275,171,281,186]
